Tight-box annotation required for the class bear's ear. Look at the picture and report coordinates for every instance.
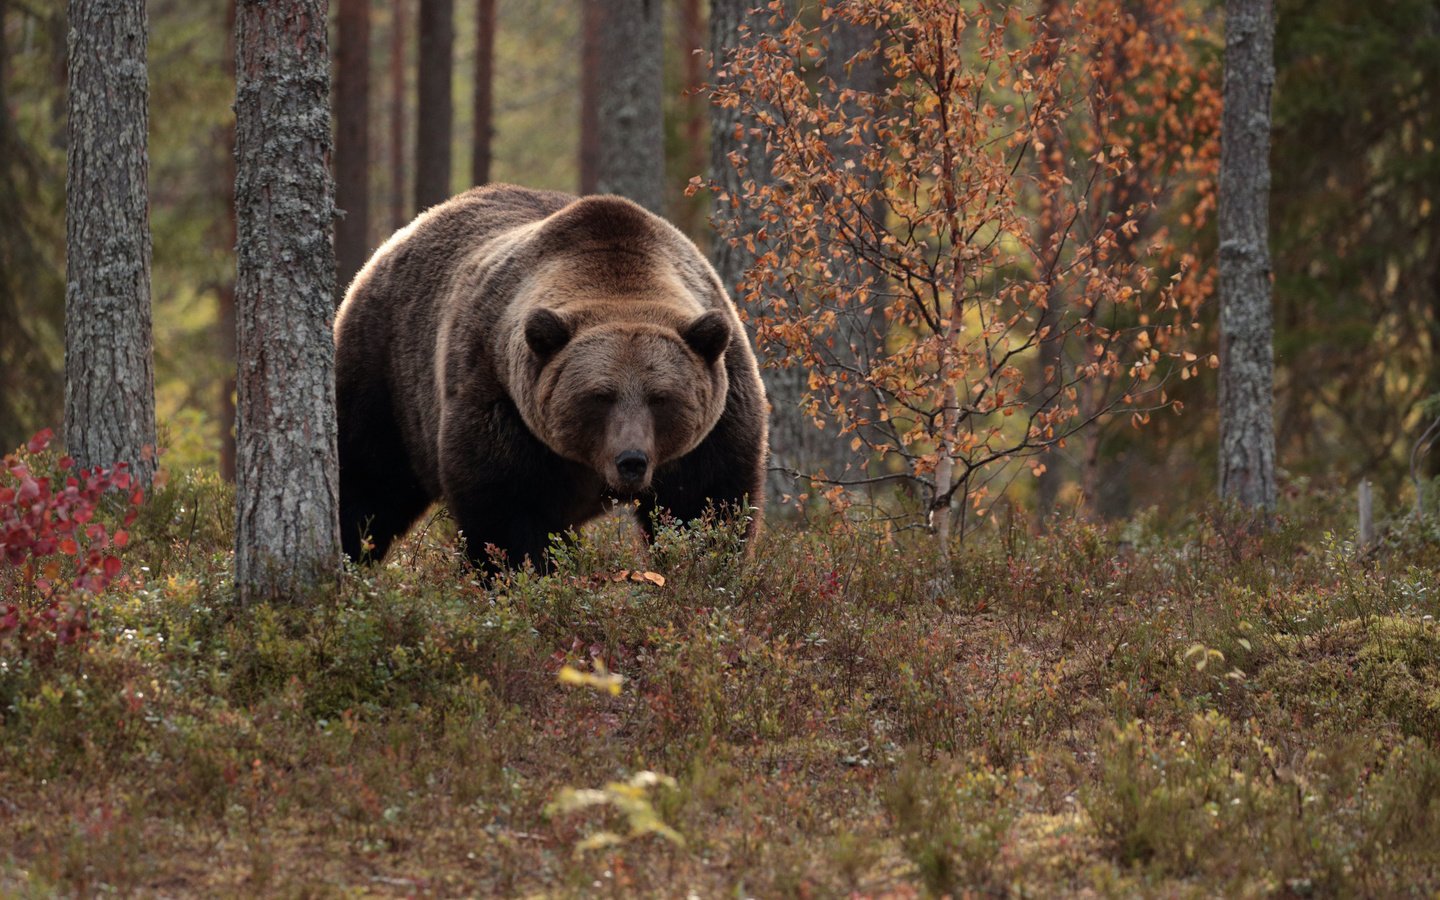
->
[525,308,573,359]
[681,311,731,364]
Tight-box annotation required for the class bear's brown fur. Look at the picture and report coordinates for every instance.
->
[334,184,768,568]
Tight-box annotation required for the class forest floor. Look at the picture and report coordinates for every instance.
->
[3,457,1440,897]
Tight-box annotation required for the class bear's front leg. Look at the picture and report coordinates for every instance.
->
[439,399,586,573]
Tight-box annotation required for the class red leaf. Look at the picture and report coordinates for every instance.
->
[58,538,78,555]
[103,556,122,579]
[26,429,53,454]
[112,530,129,548]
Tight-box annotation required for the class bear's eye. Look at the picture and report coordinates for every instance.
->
[647,394,675,409]
[589,390,618,406]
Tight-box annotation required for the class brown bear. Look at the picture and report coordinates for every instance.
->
[333,184,768,569]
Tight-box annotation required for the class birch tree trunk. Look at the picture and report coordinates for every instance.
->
[471,0,495,186]
[595,0,664,214]
[64,0,157,482]
[334,0,371,300]
[415,0,453,210]
[234,0,341,604]
[1218,0,1278,510]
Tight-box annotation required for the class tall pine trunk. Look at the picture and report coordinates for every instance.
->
[594,0,664,214]
[234,0,341,604]
[471,0,495,186]
[414,0,453,210]
[334,0,371,301]
[389,0,408,229]
[1218,0,1277,510]
[578,0,601,194]
[65,0,157,482]
[217,0,237,482]
[711,0,793,501]
[676,0,705,236]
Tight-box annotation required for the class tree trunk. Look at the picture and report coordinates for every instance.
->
[234,0,341,604]
[334,0,371,301]
[217,0,237,482]
[578,0,602,194]
[817,11,885,483]
[675,0,705,235]
[389,0,408,229]
[471,0,495,186]
[415,0,453,210]
[1218,0,1277,510]
[711,0,789,500]
[64,0,157,482]
[594,0,664,214]
[1033,0,1067,522]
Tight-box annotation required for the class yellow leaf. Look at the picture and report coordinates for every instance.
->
[558,665,624,696]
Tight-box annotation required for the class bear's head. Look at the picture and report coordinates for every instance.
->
[522,307,732,497]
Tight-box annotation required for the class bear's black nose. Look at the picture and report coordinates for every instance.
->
[616,450,649,483]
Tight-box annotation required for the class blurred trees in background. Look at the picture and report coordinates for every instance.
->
[1271,0,1440,484]
[1,0,1436,522]
[334,0,371,297]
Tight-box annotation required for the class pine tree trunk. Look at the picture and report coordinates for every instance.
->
[64,0,157,482]
[1033,0,1066,521]
[335,0,371,301]
[234,0,341,604]
[389,0,408,229]
[595,0,664,214]
[1218,0,1277,510]
[471,0,495,186]
[218,0,237,482]
[711,0,793,502]
[415,0,453,210]
[817,11,885,482]
[675,0,705,236]
[578,0,601,194]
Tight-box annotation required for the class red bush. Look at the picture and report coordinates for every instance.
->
[0,429,146,659]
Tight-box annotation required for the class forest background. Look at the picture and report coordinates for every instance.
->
[2,0,1436,523]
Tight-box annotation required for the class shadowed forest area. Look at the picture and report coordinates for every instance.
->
[2,0,1439,895]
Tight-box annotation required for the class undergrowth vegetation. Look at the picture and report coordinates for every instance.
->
[2,445,1438,895]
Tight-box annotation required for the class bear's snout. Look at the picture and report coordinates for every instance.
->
[614,449,650,488]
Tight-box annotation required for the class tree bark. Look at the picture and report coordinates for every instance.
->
[675,0,705,235]
[415,0,453,210]
[577,0,602,194]
[1218,0,1277,510]
[389,0,408,229]
[234,0,341,603]
[334,0,371,301]
[64,0,157,481]
[471,0,495,186]
[217,0,238,482]
[595,0,664,214]
[711,0,793,500]
[817,10,885,482]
